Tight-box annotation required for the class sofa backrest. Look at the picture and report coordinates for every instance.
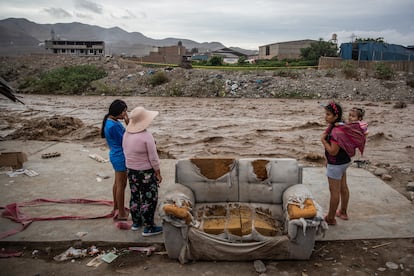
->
[175,158,302,204]
[175,158,239,203]
[238,158,302,204]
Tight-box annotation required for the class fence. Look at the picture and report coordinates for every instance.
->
[318,57,414,73]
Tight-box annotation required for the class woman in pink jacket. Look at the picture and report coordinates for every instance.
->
[122,106,163,237]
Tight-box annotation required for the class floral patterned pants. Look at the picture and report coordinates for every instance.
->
[127,168,159,226]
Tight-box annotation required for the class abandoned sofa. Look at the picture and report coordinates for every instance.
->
[160,158,326,263]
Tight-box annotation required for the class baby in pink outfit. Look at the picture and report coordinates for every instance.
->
[337,107,368,136]
[347,107,369,136]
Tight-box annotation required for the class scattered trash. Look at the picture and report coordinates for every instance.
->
[88,246,100,256]
[371,242,391,249]
[89,154,108,163]
[254,259,267,273]
[96,177,102,182]
[0,166,13,174]
[0,248,23,258]
[53,247,87,262]
[154,251,168,255]
[86,255,104,267]
[75,231,88,238]
[129,246,156,256]
[96,172,110,179]
[6,168,39,177]
[101,252,118,263]
[41,152,61,159]
[385,261,399,270]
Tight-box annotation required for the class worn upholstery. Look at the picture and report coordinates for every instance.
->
[162,158,324,263]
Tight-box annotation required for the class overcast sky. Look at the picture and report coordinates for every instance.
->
[1,0,413,50]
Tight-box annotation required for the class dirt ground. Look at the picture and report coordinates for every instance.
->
[0,95,413,275]
[1,239,413,275]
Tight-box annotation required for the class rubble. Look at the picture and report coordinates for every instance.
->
[1,55,414,102]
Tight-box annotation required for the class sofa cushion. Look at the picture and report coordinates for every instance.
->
[175,158,239,203]
[238,158,302,204]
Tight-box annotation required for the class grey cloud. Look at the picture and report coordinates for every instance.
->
[75,0,103,14]
[75,12,93,20]
[44,7,72,18]
[121,10,136,20]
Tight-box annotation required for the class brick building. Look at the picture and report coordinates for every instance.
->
[140,45,188,64]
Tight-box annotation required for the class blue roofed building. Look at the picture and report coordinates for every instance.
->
[340,42,414,61]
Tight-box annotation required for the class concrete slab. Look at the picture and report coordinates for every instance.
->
[0,141,174,245]
[305,167,414,241]
[1,141,413,246]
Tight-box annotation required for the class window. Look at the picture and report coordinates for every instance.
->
[265,46,270,56]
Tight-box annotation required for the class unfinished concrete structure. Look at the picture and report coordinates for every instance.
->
[258,39,316,60]
[44,40,105,56]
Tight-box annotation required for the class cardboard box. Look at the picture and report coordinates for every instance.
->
[0,152,28,169]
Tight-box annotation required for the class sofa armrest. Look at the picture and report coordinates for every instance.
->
[160,183,196,262]
[282,184,313,210]
[160,183,195,225]
[282,184,327,242]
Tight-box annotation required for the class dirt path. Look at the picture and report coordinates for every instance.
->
[1,239,413,275]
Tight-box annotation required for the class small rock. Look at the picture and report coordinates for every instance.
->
[406,182,414,191]
[409,191,414,202]
[381,174,392,181]
[374,168,388,176]
[378,267,386,271]
[254,260,267,273]
[385,261,399,270]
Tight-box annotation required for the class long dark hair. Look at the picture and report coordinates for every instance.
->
[325,101,343,123]
[101,99,127,138]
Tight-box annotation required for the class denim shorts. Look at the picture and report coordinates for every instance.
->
[326,162,350,180]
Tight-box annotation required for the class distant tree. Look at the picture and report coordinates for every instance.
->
[208,56,223,66]
[300,38,338,62]
[178,41,182,46]
[355,37,385,43]
[190,48,198,54]
[237,56,247,65]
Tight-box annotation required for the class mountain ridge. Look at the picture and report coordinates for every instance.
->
[0,18,257,56]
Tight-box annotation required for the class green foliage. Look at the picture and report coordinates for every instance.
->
[271,88,316,99]
[208,56,224,66]
[325,70,336,78]
[374,62,395,80]
[341,61,359,79]
[148,71,169,86]
[27,65,107,94]
[237,56,247,65]
[255,59,316,67]
[300,38,338,63]
[167,82,183,96]
[274,70,301,79]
